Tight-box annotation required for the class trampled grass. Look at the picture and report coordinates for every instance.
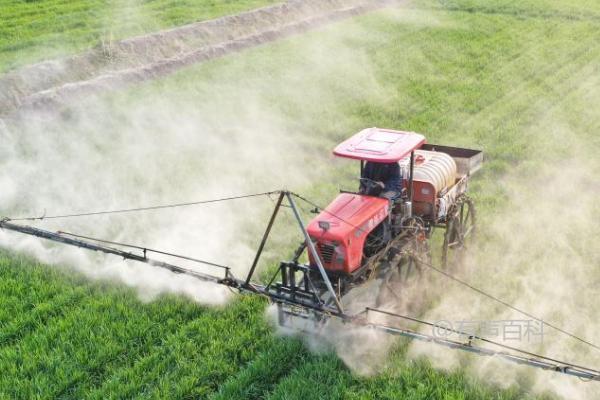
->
[0,0,278,72]
[1,0,599,398]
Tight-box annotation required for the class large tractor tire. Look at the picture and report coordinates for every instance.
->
[441,195,476,268]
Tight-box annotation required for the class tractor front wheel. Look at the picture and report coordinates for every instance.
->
[375,246,426,308]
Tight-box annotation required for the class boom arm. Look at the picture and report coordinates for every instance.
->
[1,207,599,382]
[0,219,230,284]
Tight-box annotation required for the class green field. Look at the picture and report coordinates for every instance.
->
[1,0,599,399]
[0,0,278,72]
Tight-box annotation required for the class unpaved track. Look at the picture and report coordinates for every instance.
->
[0,0,398,119]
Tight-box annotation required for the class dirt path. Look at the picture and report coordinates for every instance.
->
[0,0,397,119]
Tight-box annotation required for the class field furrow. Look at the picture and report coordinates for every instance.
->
[0,261,207,399]
[85,297,270,399]
[209,337,308,400]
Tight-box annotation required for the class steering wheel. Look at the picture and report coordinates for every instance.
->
[360,177,382,186]
[359,178,384,195]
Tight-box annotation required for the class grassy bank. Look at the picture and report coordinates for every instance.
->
[0,0,278,72]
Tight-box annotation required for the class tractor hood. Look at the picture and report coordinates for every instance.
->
[307,193,389,244]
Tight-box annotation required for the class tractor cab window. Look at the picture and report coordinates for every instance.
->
[359,161,402,199]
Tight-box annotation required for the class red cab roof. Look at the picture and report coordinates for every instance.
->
[333,128,426,163]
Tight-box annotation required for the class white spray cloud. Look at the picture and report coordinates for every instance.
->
[0,10,388,306]
[405,108,600,397]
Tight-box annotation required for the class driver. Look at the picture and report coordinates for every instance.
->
[360,161,402,199]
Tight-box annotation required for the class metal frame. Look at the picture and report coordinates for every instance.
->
[408,150,415,205]
[242,191,342,313]
[285,193,343,313]
[245,191,285,285]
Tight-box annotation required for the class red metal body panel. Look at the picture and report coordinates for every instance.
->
[307,193,389,274]
[410,181,437,218]
[333,127,426,163]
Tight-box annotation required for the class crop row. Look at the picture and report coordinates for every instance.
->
[0,0,277,71]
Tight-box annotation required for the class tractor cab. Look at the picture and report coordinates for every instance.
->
[335,127,427,211]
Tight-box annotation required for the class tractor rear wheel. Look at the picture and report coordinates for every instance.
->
[441,195,476,268]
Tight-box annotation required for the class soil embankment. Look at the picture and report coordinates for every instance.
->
[0,0,396,118]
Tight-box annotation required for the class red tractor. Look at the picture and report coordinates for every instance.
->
[270,127,482,315]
